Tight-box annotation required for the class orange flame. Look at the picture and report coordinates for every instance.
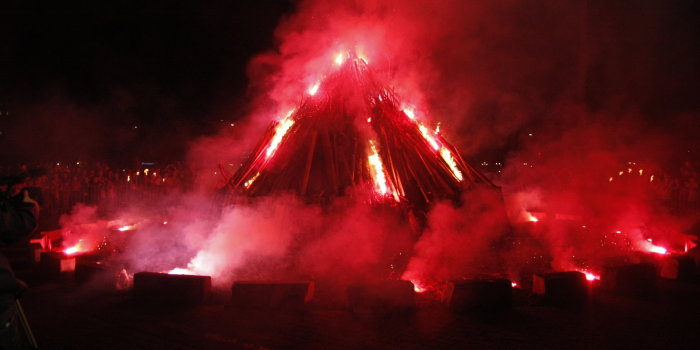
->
[525,212,539,222]
[419,123,440,151]
[168,267,196,275]
[265,110,296,160]
[583,271,601,282]
[440,147,464,181]
[410,280,427,293]
[64,239,84,255]
[117,224,136,232]
[308,81,321,95]
[368,140,390,196]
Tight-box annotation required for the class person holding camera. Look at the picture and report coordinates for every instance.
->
[0,183,40,349]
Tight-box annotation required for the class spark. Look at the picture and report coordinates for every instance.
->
[440,147,464,181]
[403,107,416,120]
[511,282,518,288]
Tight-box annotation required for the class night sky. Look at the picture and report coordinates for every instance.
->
[1,1,294,164]
[1,0,699,166]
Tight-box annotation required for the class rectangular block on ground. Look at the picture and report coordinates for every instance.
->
[347,280,415,313]
[602,262,657,296]
[133,272,211,305]
[40,252,76,278]
[230,281,314,310]
[533,271,587,306]
[659,255,697,281]
[444,278,512,311]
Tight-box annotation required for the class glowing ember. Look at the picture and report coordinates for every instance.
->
[368,140,390,196]
[117,224,136,232]
[511,282,518,288]
[440,147,464,181]
[265,113,296,159]
[308,81,321,95]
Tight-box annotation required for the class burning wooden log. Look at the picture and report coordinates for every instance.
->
[532,271,588,306]
[133,272,211,305]
[347,280,415,314]
[444,278,512,312]
[230,281,314,311]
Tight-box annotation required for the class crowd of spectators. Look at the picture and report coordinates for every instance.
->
[0,162,189,230]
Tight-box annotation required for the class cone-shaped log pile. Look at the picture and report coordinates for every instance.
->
[228,55,495,211]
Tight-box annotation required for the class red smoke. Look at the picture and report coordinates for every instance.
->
[55,1,699,293]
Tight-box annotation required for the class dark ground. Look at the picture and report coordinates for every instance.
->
[11,266,700,350]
